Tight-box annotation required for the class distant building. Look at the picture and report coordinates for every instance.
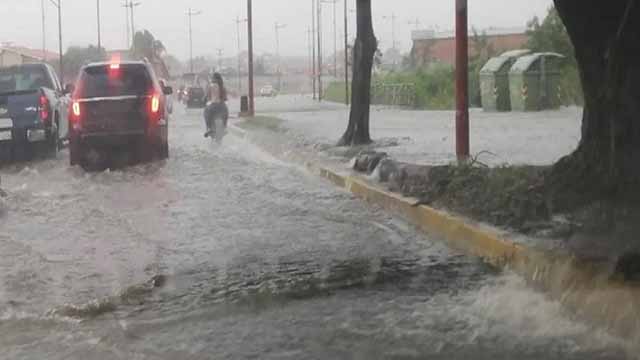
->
[0,44,59,67]
[411,27,528,67]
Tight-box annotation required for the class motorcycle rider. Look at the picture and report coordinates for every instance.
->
[204,72,229,138]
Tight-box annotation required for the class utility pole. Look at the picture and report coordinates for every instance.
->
[48,0,63,83]
[455,0,469,160]
[186,8,202,73]
[311,0,317,100]
[344,0,349,105]
[41,0,46,61]
[408,18,421,30]
[216,48,224,71]
[129,1,141,46]
[236,16,247,93]
[275,22,287,92]
[123,2,130,48]
[316,0,323,101]
[382,12,397,69]
[96,0,102,49]
[321,0,338,77]
[123,1,141,48]
[247,0,255,116]
[307,27,314,96]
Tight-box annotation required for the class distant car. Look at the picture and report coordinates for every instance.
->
[259,85,277,97]
[185,86,206,108]
[0,63,71,162]
[68,61,172,168]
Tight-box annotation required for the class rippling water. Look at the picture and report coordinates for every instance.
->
[0,105,633,359]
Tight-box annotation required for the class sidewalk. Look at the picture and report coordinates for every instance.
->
[263,98,582,166]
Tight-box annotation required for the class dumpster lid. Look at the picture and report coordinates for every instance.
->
[509,52,565,73]
[480,50,532,74]
[499,49,531,58]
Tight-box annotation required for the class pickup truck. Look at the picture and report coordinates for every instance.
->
[0,63,70,162]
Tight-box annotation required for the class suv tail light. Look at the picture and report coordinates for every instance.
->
[70,101,82,129]
[151,94,160,114]
[39,92,50,123]
[148,93,162,124]
[72,101,81,117]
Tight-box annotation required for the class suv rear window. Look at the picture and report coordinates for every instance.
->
[77,64,152,98]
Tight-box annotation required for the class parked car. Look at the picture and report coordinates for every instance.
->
[68,61,172,168]
[185,86,207,108]
[0,63,70,162]
[259,85,277,97]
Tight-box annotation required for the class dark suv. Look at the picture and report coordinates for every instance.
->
[68,61,172,168]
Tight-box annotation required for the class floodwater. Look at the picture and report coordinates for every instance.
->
[0,102,631,359]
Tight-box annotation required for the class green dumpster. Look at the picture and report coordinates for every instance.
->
[509,52,565,111]
[479,49,531,112]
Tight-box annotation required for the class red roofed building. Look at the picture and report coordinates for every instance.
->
[411,27,528,67]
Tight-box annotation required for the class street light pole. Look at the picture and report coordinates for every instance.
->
[275,22,287,92]
[247,0,255,116]
[186,8,202,73]
[97,0,102,49]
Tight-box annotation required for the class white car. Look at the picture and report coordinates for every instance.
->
[259,85,277,97]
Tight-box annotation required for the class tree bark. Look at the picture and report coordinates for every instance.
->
[549,0,640,208]
[338,0,376,146]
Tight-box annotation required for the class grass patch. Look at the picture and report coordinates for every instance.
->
[324,82,351,104]
[236,116,286,132]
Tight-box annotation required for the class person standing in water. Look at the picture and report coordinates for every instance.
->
[204,72,229,138]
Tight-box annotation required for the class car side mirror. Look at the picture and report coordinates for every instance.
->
[163,86,173,95]
[63,84,75,95]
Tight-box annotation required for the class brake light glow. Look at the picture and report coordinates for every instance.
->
[110,63,120,70]
[39,94,50,122]
[151,95,160,113]
[72,101,81,117]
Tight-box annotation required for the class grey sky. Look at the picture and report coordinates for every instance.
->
[3,0,552,60]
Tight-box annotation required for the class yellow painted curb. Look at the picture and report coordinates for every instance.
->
[315,167,640,344]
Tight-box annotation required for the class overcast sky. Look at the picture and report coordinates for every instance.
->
[2,0,552,60]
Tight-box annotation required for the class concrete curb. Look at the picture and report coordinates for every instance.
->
[229,123,640,344]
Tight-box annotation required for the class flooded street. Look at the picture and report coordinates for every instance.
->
[0,104,629,359]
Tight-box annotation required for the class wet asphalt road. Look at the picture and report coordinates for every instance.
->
[0,102,631,359]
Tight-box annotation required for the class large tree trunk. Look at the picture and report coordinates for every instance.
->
[548,0,640,209]
[338,0,376,146]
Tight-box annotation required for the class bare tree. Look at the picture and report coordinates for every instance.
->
[548,0,640,209]
[338,0,376,146]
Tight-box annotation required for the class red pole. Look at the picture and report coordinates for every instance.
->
[247,0,255,116]
[455,0,469,160]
